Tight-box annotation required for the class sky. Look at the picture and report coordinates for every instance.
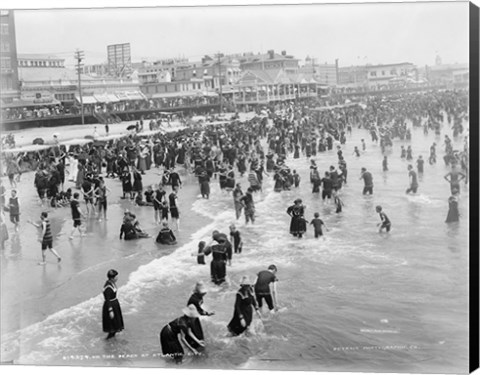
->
[8,0,471,69]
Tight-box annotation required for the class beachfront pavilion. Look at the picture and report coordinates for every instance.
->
[230,69,321,108]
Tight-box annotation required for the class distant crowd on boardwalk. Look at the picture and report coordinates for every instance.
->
[1,94,233,122]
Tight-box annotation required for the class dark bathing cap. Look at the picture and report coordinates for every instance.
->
[268,265,277,272]
[107,269,118,279]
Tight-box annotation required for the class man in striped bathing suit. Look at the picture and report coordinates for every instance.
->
[29,212,61,265]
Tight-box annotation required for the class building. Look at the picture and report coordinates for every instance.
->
[140,79,216,99]
[364,62,416,88]
[0,10,20,103]
[300,57,338,86]
[231,68,318,107]
[173,55,242,91]
[426,63,469,86]
[239,50,299,74]
[107,43,132,78]
[337,62,416,88]
[138,50,299,102]
[452,69,469,86]
[137,57,189,85]
[17,53,65,68]
[81,63,109,77]
[137,54,243,104]
[16,53,142,106]
[18,54,88,104]
[337,66,369,87]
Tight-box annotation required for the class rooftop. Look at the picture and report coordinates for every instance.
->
[17,53,65,61]
[365,62,414,69]
[240,52,298,64]
[18,67,91,82]
[429,63,469,71]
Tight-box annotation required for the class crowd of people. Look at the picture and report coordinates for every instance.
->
[0,87,469,363]
[1,94,229,123]
[1,104,70,121]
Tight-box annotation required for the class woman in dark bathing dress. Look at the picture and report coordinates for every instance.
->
[265,153,275,173]
[186,282,215,350]
[445,191,460,223]
[102,269,124,339]
[287,199,307,238]
[293,144,300,159]
[203,237,231,285]
[160,305,204,364]
[227,276,259,336]
[198,167,210,199]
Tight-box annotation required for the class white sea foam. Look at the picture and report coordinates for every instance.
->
[405,194,444,206]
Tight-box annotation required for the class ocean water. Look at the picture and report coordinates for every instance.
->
[1,122,469,373]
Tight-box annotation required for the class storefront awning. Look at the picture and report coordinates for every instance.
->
[112,91,146,101]
[107,94,120,103]
[151,91,217,99]
[126,91,146,101]
[202,91,218,97]
[115,92,129,101]
[94,94,109,103]
[75,95,97,104]
[151,92,186,99]
[93,93,121,103]
[219,86,239,94]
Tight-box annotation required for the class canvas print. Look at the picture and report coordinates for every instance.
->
[0,1,473,374]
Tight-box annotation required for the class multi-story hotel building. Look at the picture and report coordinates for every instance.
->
[0,10,20,103]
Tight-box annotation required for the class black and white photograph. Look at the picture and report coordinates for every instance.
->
[0,0,477,374]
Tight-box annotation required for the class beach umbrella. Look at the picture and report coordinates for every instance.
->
[32,138,44,145]
[84,135,94,140]
[127,124,137,131]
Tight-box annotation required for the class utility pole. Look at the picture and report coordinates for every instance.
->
[217,52,223,114]
[75,49,85,125]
